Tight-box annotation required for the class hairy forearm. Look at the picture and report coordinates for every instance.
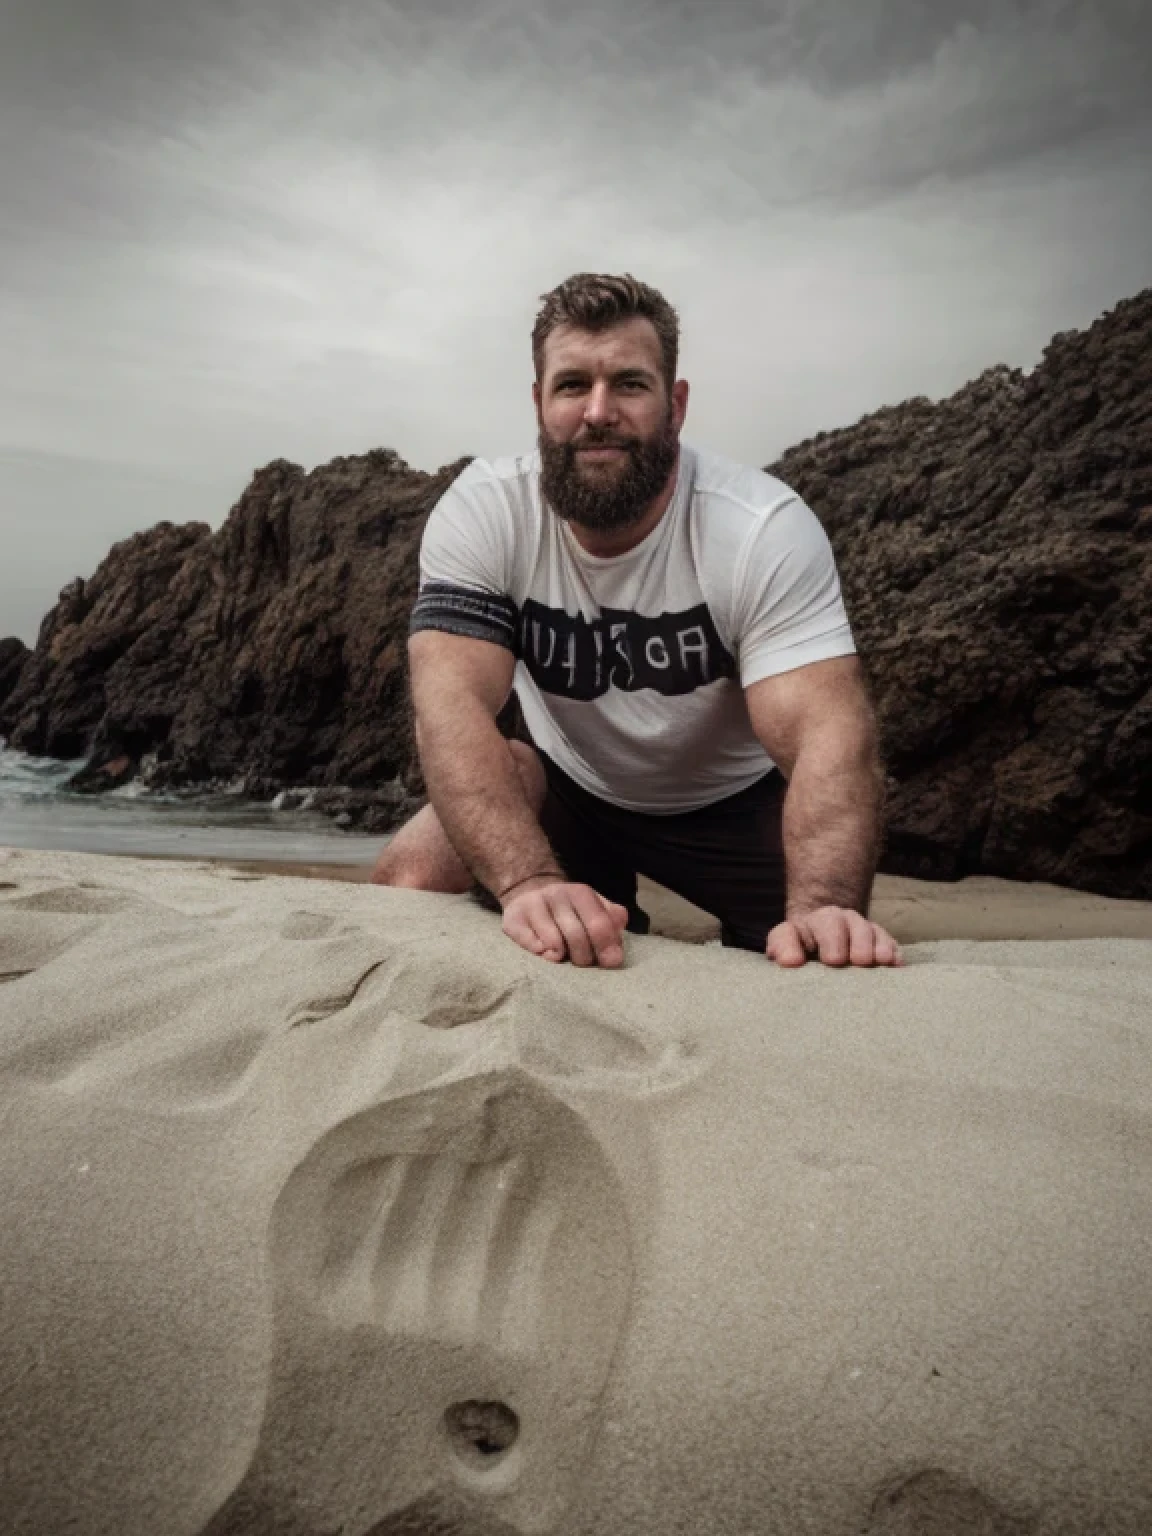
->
[415,703,560,898]
[781,729,885,919]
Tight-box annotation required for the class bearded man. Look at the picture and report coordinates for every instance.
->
[372,272,903,970]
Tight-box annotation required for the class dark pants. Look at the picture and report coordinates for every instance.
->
[531,749,788,952]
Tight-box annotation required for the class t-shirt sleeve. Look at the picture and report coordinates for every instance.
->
[409,463,519,652]
[732,492,856,687]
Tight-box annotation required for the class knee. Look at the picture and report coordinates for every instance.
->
[369,846,432,889]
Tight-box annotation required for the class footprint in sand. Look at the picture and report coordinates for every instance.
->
[864,1467,1035,1535]
[0,893,119,981]
[278,912,339,941]
[198,1017,654,1534]
[379,958,700,1097]
[5,886,145,915]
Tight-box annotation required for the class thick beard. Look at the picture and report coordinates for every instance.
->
[538,411,679,534]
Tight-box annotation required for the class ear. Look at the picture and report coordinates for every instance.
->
[532,379,542,414]
[671,378,690,431]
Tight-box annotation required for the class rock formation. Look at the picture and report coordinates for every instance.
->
[769,290,1151,896]
[0,451,469,828]
[0,636,29,715]
[0,290,1148,890]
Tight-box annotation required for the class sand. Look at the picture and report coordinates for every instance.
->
[215,858,1152,945]
[2,844,1152,1535]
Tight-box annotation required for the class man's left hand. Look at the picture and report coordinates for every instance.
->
[766,906,904,968]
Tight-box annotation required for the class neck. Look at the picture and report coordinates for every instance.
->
[564,448,681,558]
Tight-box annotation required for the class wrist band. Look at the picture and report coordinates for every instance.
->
[496,870,563,901]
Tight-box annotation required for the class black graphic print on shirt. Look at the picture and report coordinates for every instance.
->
[517,598,736,700]
[409,582,738,701]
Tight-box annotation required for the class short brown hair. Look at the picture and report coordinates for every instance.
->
[532,272,680,393]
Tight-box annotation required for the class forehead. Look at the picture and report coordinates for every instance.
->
[541,316,663,379]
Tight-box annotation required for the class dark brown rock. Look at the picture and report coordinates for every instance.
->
[67,754,137,794]
[2,522,213,761]
[768,289,1152,898]
[0,637,29,715]
[0,449,469,834]
[2,290,1149,893]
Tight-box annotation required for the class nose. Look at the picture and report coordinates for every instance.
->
[582,380,619,427]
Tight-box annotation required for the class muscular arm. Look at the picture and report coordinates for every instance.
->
[408,629,628,966]
[408,630,561,898]
[746,655,884,916]
[746,656,899,966]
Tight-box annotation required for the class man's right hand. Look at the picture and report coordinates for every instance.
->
[500,877,630,967]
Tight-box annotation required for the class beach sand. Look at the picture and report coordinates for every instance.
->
[216,856,1152,945]
[2,844,1152,1535]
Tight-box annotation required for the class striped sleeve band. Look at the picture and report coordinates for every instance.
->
[409,581,520,652]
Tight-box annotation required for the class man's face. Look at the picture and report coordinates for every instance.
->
[533,317,689,534]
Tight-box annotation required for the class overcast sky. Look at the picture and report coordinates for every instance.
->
[2,0,1150,644]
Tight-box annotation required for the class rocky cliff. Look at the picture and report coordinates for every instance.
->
[768,289,1151,896]
[2,291,1149,894]
[0,638,29,715]
[0,449,470,826]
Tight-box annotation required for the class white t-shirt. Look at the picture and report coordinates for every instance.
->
[411,440,855,813]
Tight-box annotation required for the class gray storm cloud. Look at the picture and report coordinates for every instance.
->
[2,0,1150,642]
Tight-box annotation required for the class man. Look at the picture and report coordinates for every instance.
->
[372,272,902,971]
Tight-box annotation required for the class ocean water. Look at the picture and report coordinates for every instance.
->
[0,748,384,866]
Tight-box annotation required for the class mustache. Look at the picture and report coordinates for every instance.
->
[570,433,637,451]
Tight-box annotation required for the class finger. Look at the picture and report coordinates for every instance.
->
[570,888,627,967]
[766,920,809,967]
[502,901,566,963]
[502,909,562,961]
[810,911,851,967]
[845,912,877,967]
[547,895,598,967]
[870,924,905,967]
[585,892,630,937]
